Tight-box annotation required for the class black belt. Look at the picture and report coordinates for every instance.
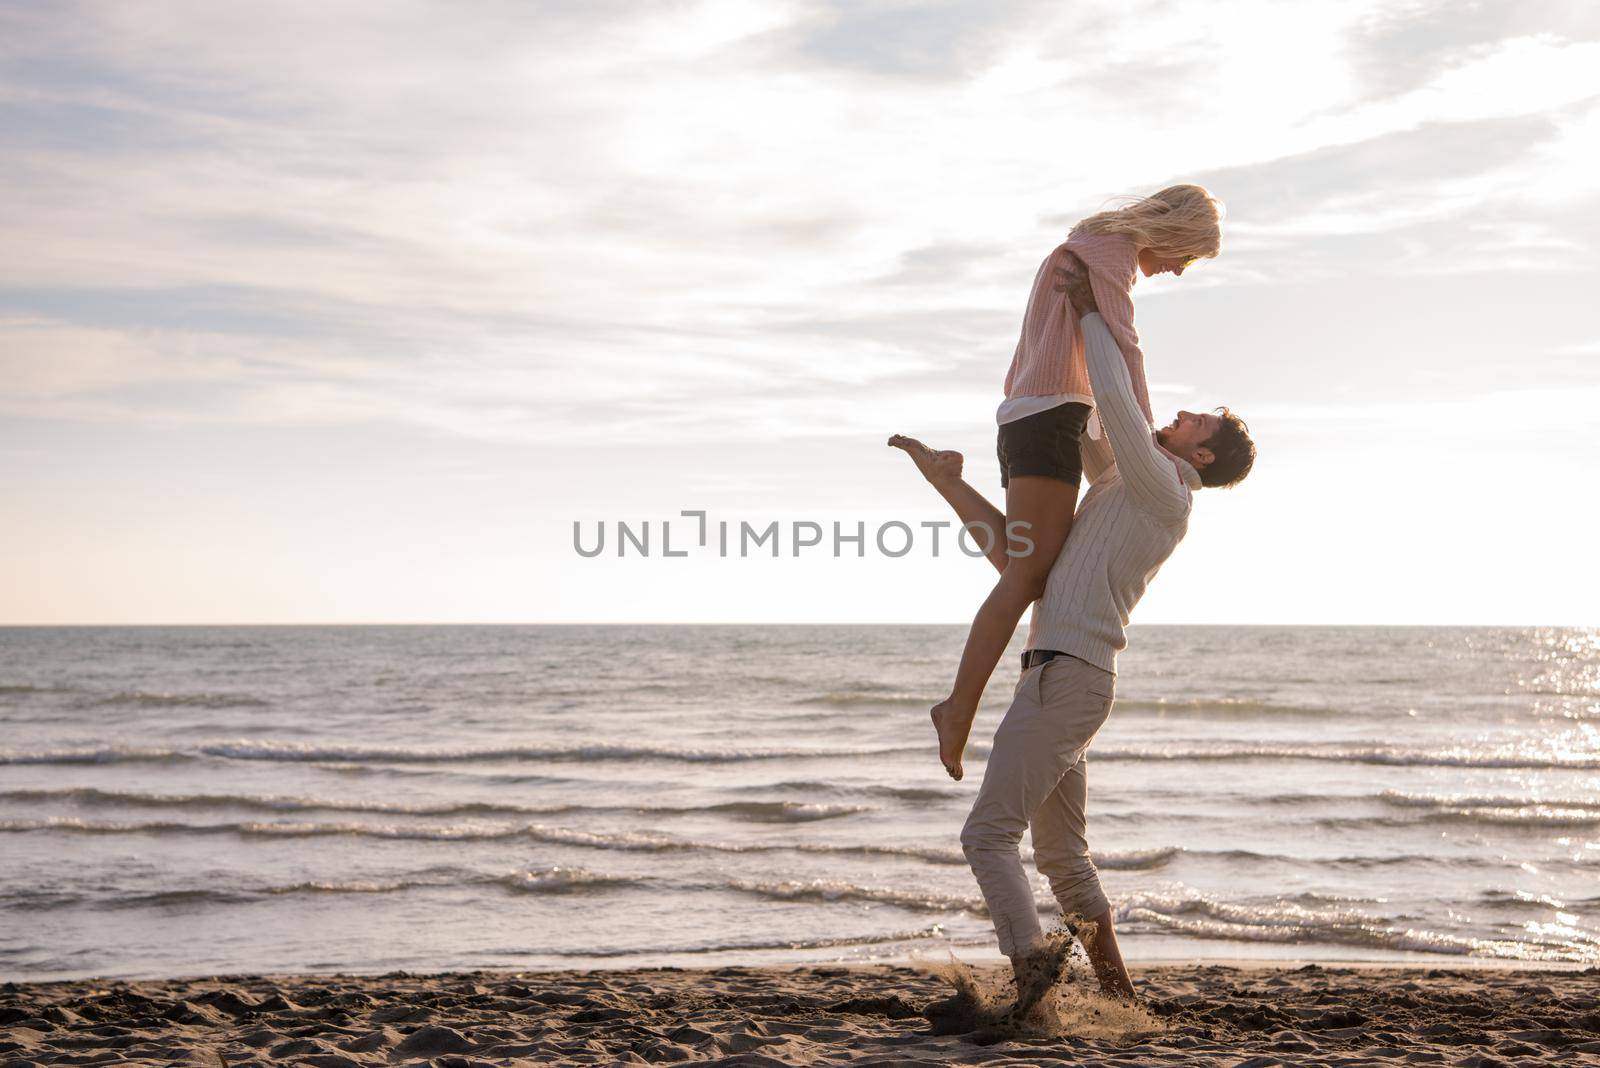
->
[1021,649,1070,670]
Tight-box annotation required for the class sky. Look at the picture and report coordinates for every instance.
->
[2,0,1597,625]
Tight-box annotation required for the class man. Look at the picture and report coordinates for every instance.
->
[888,275,1256,1012]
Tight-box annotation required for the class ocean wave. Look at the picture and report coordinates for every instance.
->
[515,826,977,864]
[1118,889,1600,963]
[861,784,964,802]
[746,780,963,803]
[1121,890,1375,930]
[0,746,190,766]
[0,740,922,767]
[87,691,270,709]
[499,867,636,895]
[794,691,1344,718]
[1,869,976,924]
[0,815,1197,876]
[0,787,869,825]
[119,881,450,907]
[1094,846,1182,870]
[794,691,941,708]
[1246,791,1364,806]
[1087,744,1600,770]
[0,815,1473,874]
[723,877,980,913]
[717,877,1160,915]
[10,739,1590,770]
[0,866,634,911]
[1381,789,1600,811]
[0,684,68,697]
[1097,845,1474,871]
[1477,888,1600,912]
[0,786,527,816]
[1242,789,1600,829]
[198,740,921,765]
[0,816,959,859]
[0,816,530,842]
[1376,790,1600,828]
[544,926,949,959]
[703,800,871,822]
[4,870,973,916]
[0,816,949,864]
[1113,698,1342,718]
[1418,806,1600,829]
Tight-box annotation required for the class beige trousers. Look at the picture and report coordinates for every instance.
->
[960,654,1116,957]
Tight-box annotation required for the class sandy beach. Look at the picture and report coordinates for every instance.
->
[3,960,1598,1066]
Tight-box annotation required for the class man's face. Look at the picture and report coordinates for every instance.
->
[1155,410,1220,468]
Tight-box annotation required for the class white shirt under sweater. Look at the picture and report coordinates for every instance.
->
[1024,312,1203,674]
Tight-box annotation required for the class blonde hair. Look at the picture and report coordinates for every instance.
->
[1071,184,1224,262]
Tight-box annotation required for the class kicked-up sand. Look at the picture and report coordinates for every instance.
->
[2,960,1598,1066]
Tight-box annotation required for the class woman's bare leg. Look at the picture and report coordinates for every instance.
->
[929,474,1079,779]
[886,435,1008,575]
[1081,906,1135,1000]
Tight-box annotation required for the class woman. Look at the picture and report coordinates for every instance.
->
[925,184,1223,781]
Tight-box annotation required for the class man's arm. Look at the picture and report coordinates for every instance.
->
[1086,275,1155,425]
[1056,259,1114,486]
[1078,313,1189,518]
[1059,268,1186,515]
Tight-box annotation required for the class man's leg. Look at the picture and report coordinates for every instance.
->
[960,656,1113,1013]
[1031,755,1135,1000]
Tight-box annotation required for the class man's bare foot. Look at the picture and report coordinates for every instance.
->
[929,696,973,781]
[1008,936,1073,1023]
[887,434,963,485]
[1012,994,1061,1034]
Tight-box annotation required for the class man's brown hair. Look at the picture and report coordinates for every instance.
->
[1199,407,1255,488]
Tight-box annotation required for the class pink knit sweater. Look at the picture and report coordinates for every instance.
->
[1001,230,1154,424]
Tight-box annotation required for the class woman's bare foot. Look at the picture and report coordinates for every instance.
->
[929,696,973,780]
[887,434,963,485]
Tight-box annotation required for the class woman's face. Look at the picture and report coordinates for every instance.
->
[1138,247,1194,278]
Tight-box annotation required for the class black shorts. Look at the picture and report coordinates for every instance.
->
[996,402,1091,489]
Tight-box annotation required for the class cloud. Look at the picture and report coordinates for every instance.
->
[1195,115,1556,226]
[0,284,363,337]
[1,0,1596,451]
[755,0,1053,81]
[1346,0,1600,101]
[863,240,1015,289]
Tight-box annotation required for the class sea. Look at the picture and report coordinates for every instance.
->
[1,625,1597,981]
